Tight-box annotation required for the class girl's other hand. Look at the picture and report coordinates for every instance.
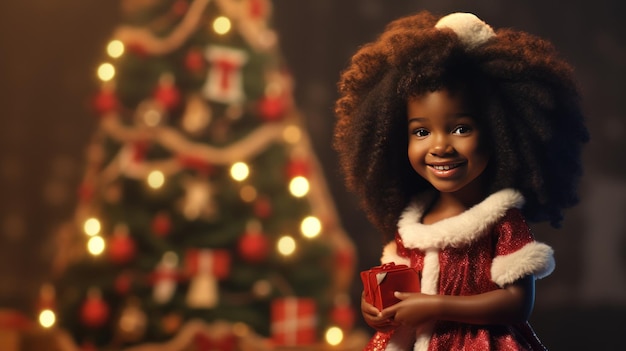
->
[361,292,396,332]
[382,291,438,327]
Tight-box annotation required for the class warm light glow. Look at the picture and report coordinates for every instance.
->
[325,326,344,346]
[277,235,296,256]
[301,216,321,238]
[87,235,105,256]
[213,16,232,35]
[38,309,56,328]
[282,125,302,144]
[83,217,101,236]
[240,185,258,202]
[147,170,165,189]
[162,251,179,266]
[97,62,115,81]
[107,40,125,58]
[232,322,250,337]
[143,108,162,127]
[289,176,309,197]
[230,162,250,181]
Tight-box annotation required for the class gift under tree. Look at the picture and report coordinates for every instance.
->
[47,0,358,349]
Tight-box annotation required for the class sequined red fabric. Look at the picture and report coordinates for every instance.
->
[363,208,548,351]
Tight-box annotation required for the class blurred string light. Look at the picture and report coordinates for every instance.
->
[83,217,101,236]
[213,16,231,35]
[87,236,105,256]
[277,235,296,256]
[142,106,163,127]
[239,185,257,202]
[325,326,344,346]
[38,309,56,328]
[289,176,309,197]
[97,62,116,82]
[230,162,250,181]
[300,216,321,238]
[106,40,125,58]
[147,170,165,189]
[282,125,302,144]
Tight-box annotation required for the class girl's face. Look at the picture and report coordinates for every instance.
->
[407,89,490,199]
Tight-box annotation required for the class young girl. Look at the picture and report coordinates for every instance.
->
[333,11,589,351]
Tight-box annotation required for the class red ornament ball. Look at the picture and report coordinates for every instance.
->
[80,294,110,328]
[93,89,118,114]
[258,95,286,121]
[238,231,270,263]
[185,48,205,73]
[253,196,272,219]
[114,272,133,295]
[286,158,310,179]
[151,212,172,237]
[108,232,136,265]
[153,83,181,111]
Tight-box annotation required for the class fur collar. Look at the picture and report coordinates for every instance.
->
[397,188,524,250]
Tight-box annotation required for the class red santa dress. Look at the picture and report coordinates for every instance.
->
[364,189,554,351]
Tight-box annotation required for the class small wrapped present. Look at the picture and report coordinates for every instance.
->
[360,263,421,310]
[271,297,317,346]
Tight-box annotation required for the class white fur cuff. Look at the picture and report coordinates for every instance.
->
[491,241,555,287]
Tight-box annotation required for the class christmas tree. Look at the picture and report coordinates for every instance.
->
[46,0,361,349]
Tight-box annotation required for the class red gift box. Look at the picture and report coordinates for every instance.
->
[271,297,317,346]
[360,263,421,310]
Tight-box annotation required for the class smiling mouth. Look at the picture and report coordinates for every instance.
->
[430,163,463,171]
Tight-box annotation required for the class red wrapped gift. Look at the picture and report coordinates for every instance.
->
[271,297,317,346]
[360,263,421,310]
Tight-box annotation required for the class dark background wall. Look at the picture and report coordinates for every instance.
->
[0,1,624,349]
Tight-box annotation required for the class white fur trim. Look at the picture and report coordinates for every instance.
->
[398,189,524,250]
[491,241,555,287]
[414,331,432,351]
[421,249,440,295]
[381,241,411,266]
[406,249,440,350]
[435,12,496,49]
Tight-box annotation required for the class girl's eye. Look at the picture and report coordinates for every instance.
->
[412,128,430,137]
[452,125,472,135]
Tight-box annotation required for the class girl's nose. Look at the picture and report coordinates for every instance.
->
[430,137,454,156]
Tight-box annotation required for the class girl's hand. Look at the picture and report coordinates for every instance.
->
[361,292,396,332]
[386,277,534,327]
[381,292,439,327]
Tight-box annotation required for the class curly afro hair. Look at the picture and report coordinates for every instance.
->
[333,11,589,237]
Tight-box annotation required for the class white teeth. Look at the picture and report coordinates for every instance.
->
[432,164,457,171]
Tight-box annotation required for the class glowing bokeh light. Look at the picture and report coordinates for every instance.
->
[230,162,250,181]
[277,235,296,256]
[97,63,115,82]
[289,176,309,197]
[87,235,105,256]
[83,217,101,236]
[38,309,56,328]
[107,40,125,58]
[147,170,165,189]
[213,16,232,35]
[325,326,344,346]
[301,216,321,238]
